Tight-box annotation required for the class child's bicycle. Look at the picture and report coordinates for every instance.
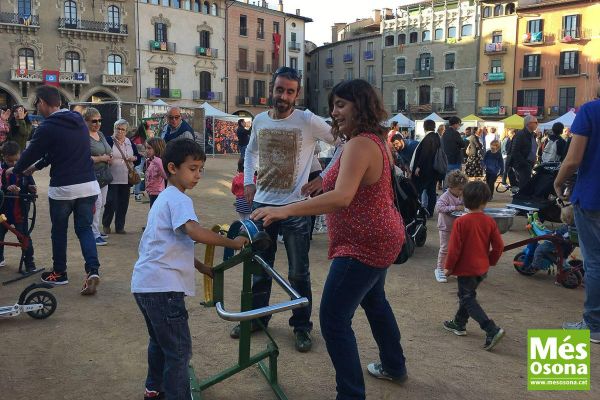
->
[503,211,583,289]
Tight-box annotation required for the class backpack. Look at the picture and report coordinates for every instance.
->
[433,146,448,174]
[541,139,559,163]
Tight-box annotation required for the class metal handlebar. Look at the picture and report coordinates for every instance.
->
[215,255,309,321]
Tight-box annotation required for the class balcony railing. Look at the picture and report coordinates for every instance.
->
[288,41,301,52]
[482,72,506,84]
[323,79,334,89]
[236,96,252,106]
[479,106,507,116]
[253,97,269,106]
[196,46,218,58]
[522,31,551,45]
[254,63,271,74]
[58,18,127,34]
[236,61,253,72]
[147,88,182,99]
[326,57,334,67]
[559,28,591,42]
[520,67,543,79]
[556,64,581,77]
[239,26,247,36]
[102,74,133,87]
[149,40,176,53]
[363,50,374,61]
[59,71,89,84]
[484,42,507,55]
[0,12,39,27]
[193,91,223,102]
[343,54,353,63]
[413,69,433,79]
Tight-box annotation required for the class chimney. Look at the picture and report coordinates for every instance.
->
[332,23,345,43]
[296,9,300,16]
[384,8,393,19]
[373,9,381,24]
[278,0,283,12]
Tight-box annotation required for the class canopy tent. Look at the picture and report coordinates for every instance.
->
[199,102,238,120]
[151,99,169,106]
[414,112,446,140]
[462,114,483,122]
[422,112,446,122]
[501,114,524,129]
[387,113,415,128]
[539,110,576,130]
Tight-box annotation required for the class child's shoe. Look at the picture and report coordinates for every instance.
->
[144,388,164,399]
[434,268,447,283]
[484,327,505,351]
[443,320,467,336]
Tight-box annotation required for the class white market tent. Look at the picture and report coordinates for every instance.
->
[387,113,415,128]
[539,110,576,130]
[151,99,169,106]
[199,102,238,120]
[414,112,446,140]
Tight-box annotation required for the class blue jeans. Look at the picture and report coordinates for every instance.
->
[320,257,406,400]
[134,292,192,399]
[251,202,313,332]
[239,145,247,159]
[574,205,600,332]
[49,195,99,274]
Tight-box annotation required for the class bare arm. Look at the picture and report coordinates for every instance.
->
[183,220,248,249]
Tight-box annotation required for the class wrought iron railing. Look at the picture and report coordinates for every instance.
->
[0,12,39,26]
[58,18,127,34]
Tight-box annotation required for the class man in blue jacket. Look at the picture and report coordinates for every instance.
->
[7,85,101,295]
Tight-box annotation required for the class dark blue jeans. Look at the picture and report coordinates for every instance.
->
[49,195,99,274]
[454,275,497,334]
[134,292,192,399]
[320,257,406,400]
[574,206,600,332]
[251,202,313,332]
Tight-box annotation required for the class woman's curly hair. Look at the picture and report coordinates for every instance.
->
[328,79,387,141]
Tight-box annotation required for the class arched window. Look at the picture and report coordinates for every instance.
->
[409,32,418,43]
[422,30,431,41]
[447,26,456,38]
[64,51,80,72]
[211,3,218,16]
[107,5,120,30]
[461,24,473,37]
[107,54,123,75]
[64,1,77,25]
[505,3,515,15]
[193,0,201,12]
[155,67,170,90]
[494,5,502,17]
[203,1,209,14]
[385,35,394,46]
[483,6,491,18]
[199,30,210,48]
[18,48,35,70]
[200,71,211,94]
[434,28,443,40]
[398,33,406,45]
[18,0,32,17]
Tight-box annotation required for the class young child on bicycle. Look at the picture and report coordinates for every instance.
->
[434,170,468,283]
[0,141,37,272]
[443,181,505,351]
[143,137,167,208]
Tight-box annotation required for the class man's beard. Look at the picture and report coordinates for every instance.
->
[275,99,293,113]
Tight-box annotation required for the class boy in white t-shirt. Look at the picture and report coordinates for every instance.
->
[131,139,248,400]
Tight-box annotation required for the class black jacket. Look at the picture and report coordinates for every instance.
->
[236,126,250,146]
[510,128,535,169]
[442,127,464,164]
[412,131,441,183]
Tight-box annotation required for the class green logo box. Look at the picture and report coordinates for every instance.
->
[528,329,590,391]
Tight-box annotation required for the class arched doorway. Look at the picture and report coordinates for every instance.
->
[86,91,116,103]
[232,110,254,119]
[0,88,19,110]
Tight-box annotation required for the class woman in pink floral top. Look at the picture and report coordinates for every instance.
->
[252,79,407,399]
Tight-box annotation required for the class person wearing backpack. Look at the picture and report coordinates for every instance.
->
[541,122,567,163]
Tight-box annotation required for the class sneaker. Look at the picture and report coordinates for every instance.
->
[229,322,261,339]
[366,362,408,384]
[144,388,164,400]
[443,320,467,336]
[0,259,5,268]
[135,194,142,202]
[563,320,600,344]
[81,271,100,296]
[434,268,447,283]
[95,237,108,246]
[100,233,108,239]
[41,270,68,285]
[484,327,505,351]
[277,234,284,244]
[24,264,37,273]
[294,331,312,353]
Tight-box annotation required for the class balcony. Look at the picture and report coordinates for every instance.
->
[254,63,272,74]
[343,54,353,63]
[239,26,247,36]
[59,71,89,84]
[479,106,507,117]
[102,74,133,87]
[193,91,223,102]
[559,28,591,42]
[0,12,39,33]
[11,69,43,83]
[147,88,182,99]
[196,47,218,58]
[409,104,433,114]
[58,18,128,41]
[150,41,176,53]
[413,69,434,79]
[363,50,374,61]
[436,104,456,114]
[323,79,334,89]
[326,57,334,67]
[515,106,543,117]
[522,31,553,46]
[520,67,543,80]
[288,41,301,52]
[236,96,252,106]
[253,97,269,106]
[484,42,507,55]
[236,61,253,72]
[482,72,506,84]
[556,64,581,78]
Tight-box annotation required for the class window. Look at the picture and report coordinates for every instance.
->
[419,53,432,71]
[409,32,418,43]
[398,33,406,44]
[239,15,247,36]
[200,30,210,48]
[563,15,581,38]
[238,48,248,69]
[445,53,455,70]
[491,59,502,73]
[494,5,502,17]
[64,51,80,72]
[290,57,298,71]
[107,54,122,75]
[18,0,32,17]
[559,51,579,75]
[64,1,77,26]
[367,65,375,84]
[211,3,218,16]
[527,19,543,34]
[385,35,394,46]
[396,58,405,74]
[107,6,120,30]
[273,21,280,34]
[257,18,264,39]
[422,30,431,41]
[461,24,472,37]
[488,91,501,107]
[367,41,373,52]
[434,28,443,40]
[291,32,297,43]
[18,48,35,70]
[396,89,406,111]
[155,23,168,42]
[492,31,502,43]
[447,27,456,38]
[155,67,170,90]
[517,89,545,110]
[419,85,431,105]
[444,87,454,109]
[559,87,576,114]
[345,68,353,80]
[238,78,249,97]
[483,6,491,18]
[200,71,211,93]
[523,54,541,77]
[256,50,264,71]
[253,80,266,100]
[506,3,515,15]
[203,1,209,14]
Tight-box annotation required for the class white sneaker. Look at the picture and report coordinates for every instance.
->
[277,234,284,243]
[434,268,447,283]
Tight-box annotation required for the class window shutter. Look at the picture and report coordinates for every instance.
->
[415,58,420,71]
[539,19,544,33]
[537,90,545,107]
[574,51,579,68]
[517,90,524,106]
[430,56,435,71]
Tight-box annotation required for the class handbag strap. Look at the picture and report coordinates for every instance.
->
[114,139,135,174]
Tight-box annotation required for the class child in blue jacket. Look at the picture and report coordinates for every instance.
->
[483,140,504,200]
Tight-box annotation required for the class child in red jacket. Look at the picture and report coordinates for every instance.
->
[231,158,253,220]
[443,181,505,351]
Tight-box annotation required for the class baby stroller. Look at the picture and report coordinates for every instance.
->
[510,162,563,223]
[504,211,583,289]
[394,172,428,247]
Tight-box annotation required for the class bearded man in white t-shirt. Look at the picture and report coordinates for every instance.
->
[231,67,335,352]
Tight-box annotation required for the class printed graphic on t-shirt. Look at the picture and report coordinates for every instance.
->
[257,128,301,193]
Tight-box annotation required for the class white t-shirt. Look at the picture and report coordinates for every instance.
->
[131,186,199,296]
[243,109,335,205]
